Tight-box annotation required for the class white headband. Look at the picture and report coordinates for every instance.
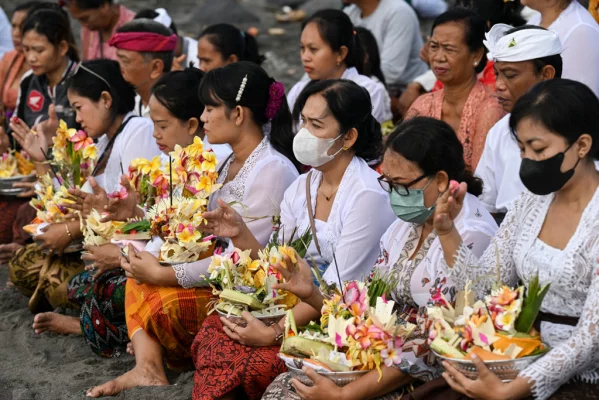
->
[153,8,172,29]
[484,23,562,62]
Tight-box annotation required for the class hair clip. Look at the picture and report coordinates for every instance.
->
[236,74,248,103]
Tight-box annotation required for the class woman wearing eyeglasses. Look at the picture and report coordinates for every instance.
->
[8,59,160,314]
[261,116,498,400]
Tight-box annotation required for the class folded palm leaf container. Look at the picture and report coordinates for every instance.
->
[216,289,286,327]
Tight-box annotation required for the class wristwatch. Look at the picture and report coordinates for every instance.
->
[271,323,284,344]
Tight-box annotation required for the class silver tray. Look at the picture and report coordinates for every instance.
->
[0,173,36,190]
[285,360,369,387]
[0,187,27,196]
[434,350,544,381]
[216,308,286,327]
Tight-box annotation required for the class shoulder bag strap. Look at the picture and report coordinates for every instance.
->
[306,170,322,256]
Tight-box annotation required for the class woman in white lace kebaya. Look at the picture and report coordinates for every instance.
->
[86,63,299,398]
[261,117,498,400]
[191,79,395,400]
[435,79,599,400]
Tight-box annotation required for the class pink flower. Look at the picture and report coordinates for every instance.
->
[107,186,128,200]
[70,130,93,151]
[344,281,368,317]
[265,82,285,120]
[335,333,343,347]
[380,340,403,367]
[232,251,240,264]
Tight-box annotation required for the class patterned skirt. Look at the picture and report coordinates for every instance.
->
[125,280,215,370]
[0,196,29,244]
[191,314,285,400]
[68,269,129,358]
[8,242,84,312]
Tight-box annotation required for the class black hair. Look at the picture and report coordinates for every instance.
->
[14,1,42,14]
[134,9,178,36]
[198,23,264,65]
[21,8,79,62]
[456,0,525,28]
[509,79,599,160]
[302,9,365,73]
[355,27,386,87]
[294,79,382,163]
[198,61,299,169]
[67,59,135,117]
[152,68,205,128]
[117,19,174,73]
[504,25,563,78]
[432,8,487,74]
[385,117,483,196]
[65,0,112,11]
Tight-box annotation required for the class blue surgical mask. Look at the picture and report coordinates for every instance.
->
[389,178,438,224]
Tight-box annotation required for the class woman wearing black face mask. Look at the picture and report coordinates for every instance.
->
[435,79,599,400]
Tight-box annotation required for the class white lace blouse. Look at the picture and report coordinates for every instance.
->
[373,193,497,308]
[277,157,396,284]
[447,189,599,399]
[172,137,299,288]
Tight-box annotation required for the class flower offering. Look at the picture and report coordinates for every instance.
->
[429,277,551,362]
[0,151,34,178]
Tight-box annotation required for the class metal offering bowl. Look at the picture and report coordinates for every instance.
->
[434,351,544,381]
[285,361,369,387]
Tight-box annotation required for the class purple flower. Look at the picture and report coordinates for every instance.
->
[265,82,285,120]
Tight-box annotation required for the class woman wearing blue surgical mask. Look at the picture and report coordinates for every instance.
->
[260,116,498,400]
[191,79,395,400]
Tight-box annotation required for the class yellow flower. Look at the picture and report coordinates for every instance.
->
[278,245,297,265]
[83,145,98,160]
[187,136,204,157]
[248,259,262,272]
[277,291,299,309]
[201,151,217,172]
[177,227,201,243]
[140,156,162,175]
[253,269,266,288]
[195,175,216,193]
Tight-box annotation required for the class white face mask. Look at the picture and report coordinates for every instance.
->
[293,127,343,168]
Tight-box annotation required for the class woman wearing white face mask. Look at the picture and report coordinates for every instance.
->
[191,79,395,400]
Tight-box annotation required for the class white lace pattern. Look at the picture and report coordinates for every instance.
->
[448,189,599,399]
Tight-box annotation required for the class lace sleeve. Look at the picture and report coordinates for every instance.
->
[446,196,522,298]
[519,273,599,399]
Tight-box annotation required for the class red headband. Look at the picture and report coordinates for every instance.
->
[108,32,177,52]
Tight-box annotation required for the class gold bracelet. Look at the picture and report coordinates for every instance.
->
[65,223,73,239]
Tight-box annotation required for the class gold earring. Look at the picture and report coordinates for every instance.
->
[342,145,349,151]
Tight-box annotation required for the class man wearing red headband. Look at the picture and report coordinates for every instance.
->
[109,19,175,118]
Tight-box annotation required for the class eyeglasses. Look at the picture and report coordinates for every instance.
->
[72,62,112,93]
[378,174,430,196]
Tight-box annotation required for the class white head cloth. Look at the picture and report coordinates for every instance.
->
[484,23,562,62]
[153,8,172,29]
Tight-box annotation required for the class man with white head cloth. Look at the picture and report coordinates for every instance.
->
[476,24,563,221]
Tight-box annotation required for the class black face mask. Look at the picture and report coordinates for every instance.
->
[519,144,581,196]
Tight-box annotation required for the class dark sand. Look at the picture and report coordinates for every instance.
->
[0,1,338,398]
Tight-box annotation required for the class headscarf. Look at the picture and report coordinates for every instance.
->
[484,24,562,62]
[108,32,177,52]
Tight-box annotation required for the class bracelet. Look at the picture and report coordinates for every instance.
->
[64,223,73,239]
[271,323,284,344]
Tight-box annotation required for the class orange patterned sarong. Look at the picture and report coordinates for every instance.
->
[125,279,215,370]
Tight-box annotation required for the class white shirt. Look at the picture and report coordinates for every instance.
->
[344,0,428,91]
[475,115,525,214]
[182,36,198,68]
[410,0,448,19]
[278,157,396,284]
[134,95,150,119]
[529,1,599,97]
[86,113,161,193]
[448,189,599,399]
[374,193,497,307]
[0,8,12,59]
[172,137,299,288]
[287,67,393,124]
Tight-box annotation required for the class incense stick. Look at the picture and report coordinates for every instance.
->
[332,250,345,303]
[169,155,173,206]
